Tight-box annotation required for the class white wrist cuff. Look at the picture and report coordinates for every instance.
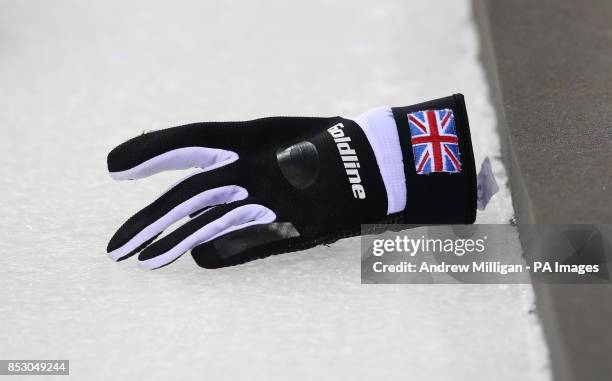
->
[347,107,407,215]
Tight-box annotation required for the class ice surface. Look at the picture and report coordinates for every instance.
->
[0,1,550,380]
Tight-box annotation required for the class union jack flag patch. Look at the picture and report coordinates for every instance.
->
[407,109,461,175]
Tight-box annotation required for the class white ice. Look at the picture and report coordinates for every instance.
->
[0,1,550,380]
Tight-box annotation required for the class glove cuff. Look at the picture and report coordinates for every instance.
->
[392,94,477,224]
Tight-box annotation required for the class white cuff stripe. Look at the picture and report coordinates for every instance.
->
[347,107,407,215]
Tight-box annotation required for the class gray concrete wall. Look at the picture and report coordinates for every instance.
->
[474,1,612,380]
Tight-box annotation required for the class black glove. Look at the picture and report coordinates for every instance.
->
[106,94,476,270]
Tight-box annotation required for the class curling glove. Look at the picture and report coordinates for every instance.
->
[106,94,476,269]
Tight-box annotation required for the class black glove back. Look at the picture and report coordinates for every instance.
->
[106,94,476,269]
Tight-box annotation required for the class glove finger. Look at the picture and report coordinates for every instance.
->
[107,117,336,180]
[107,123,242,180]
[107,163,245,261]
[190,222,302,269]
[137,200,276,270]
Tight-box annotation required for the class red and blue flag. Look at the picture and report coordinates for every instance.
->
[407,109,461,174]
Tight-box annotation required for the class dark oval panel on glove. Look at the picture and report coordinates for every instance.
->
[276,141,320,190]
